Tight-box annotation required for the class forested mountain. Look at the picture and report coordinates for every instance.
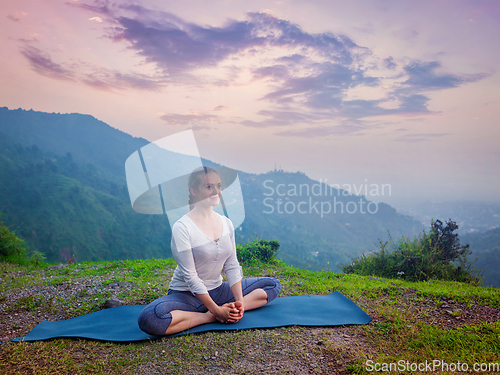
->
[0,107,148,180]
[0,106,428,271]
[0,131,172,262]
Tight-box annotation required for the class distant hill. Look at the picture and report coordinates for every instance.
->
[398,200,500,234]
[462,228,500,288]
[0,107,148,180]
[0,106,425,271]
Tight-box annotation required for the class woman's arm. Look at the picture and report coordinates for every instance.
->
[224,219,244,319]
[230,280,243,302]
[223,219,243,289]
[229,280,244,319]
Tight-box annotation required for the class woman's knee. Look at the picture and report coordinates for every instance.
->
[137,306,172,336]
[263,277,281,303]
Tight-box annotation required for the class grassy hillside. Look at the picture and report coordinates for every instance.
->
[1,259,498,374]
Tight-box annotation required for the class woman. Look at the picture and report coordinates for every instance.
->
[138,166,281,336]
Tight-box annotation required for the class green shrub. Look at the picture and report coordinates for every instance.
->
[0,215,45,265]
[236,234,280,265]
[341,219,480,285]
[0,220,28,263]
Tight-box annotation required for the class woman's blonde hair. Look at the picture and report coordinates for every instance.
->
[188,166,221,211]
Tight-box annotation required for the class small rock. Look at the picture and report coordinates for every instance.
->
[107,281,134,289]
[441,304,450,308]
[104,298,126,308]
[118,281,133,288]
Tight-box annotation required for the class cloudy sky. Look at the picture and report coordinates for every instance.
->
[1,0,499,210]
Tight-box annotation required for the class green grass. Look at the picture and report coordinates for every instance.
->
[1,258,499,374]
[351,321,500,374]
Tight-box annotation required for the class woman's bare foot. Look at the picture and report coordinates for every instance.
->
[204,310,218,323]
[166,310,218,335]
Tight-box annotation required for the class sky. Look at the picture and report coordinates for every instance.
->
[1,0,499,211]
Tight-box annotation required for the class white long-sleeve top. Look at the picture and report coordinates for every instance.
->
[168,212,243,295]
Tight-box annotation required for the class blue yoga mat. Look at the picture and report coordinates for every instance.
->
[12,291,371,342]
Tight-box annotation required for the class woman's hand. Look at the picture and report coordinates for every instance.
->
[212,304,239,324]
[213,301,245,324]
[227,281,244,322]
[222,301,244,322]
[232,300,244,320]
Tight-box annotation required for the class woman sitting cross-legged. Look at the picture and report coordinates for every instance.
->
[137,166,281,336]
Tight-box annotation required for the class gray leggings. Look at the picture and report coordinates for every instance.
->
[137,277,281,336]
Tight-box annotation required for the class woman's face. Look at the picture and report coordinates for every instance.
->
[191,172,222,207]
